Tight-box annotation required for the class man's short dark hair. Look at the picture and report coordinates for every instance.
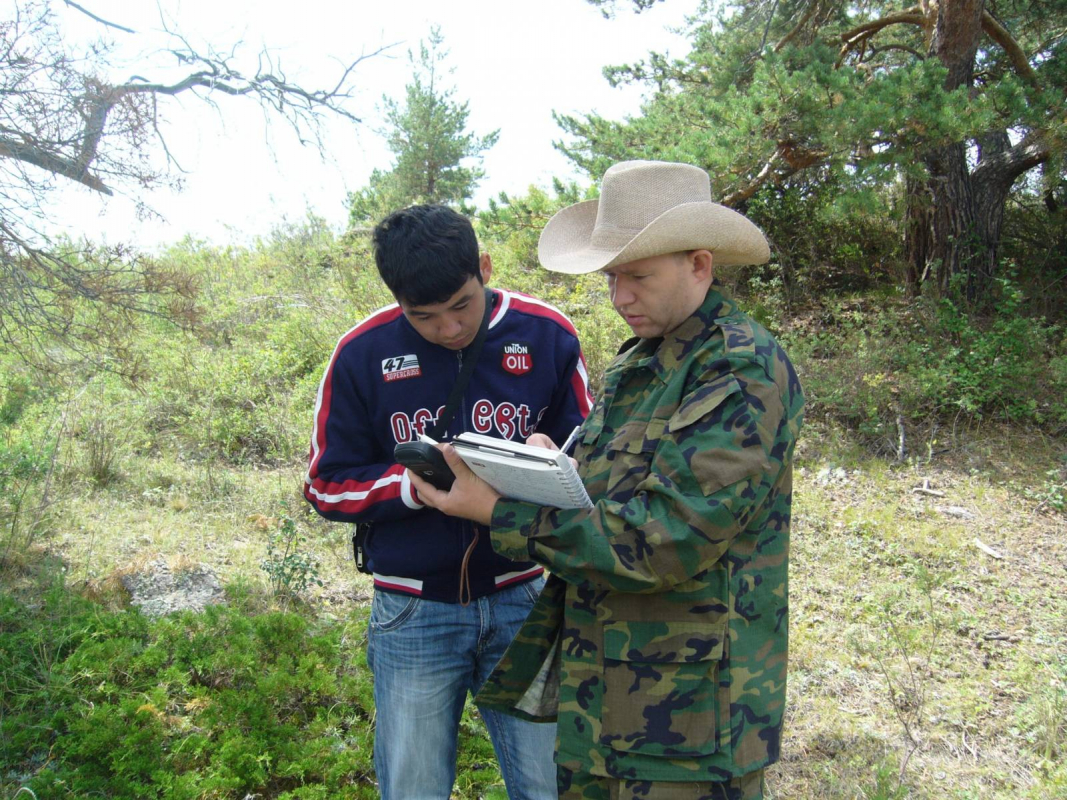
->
[372,205,482,307]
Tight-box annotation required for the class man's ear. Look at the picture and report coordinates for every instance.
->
[691,249,713,283]
[479,253,493,284]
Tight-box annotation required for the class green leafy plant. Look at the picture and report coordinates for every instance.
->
[0,579,510,799]
[82,414,129,488]
[1015,656,1067,771]
[1022,467,1066,515]
[261,505,324,601]
[780,275,1066,456]
[863,758,911,800]
[1,400,65,565]
[849,565,947,791]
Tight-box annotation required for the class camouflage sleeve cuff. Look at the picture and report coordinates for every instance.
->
[489,499,541,561]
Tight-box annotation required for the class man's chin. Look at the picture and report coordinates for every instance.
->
[624,319,659,338]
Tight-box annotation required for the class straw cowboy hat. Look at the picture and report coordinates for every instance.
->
[538,160,770,274]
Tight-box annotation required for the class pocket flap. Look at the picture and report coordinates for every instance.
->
[668,375,742,433]
[603,619,727,663]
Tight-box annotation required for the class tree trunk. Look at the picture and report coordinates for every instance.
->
[924,141,983,299]
[916,130,1050,302]
[921,0,988,301]
[903,172,935,296]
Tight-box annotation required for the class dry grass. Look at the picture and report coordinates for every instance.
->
[772,421,1067,799]
[50,459,372,609]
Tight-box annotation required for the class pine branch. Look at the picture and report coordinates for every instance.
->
[981,11,1038,85]
[840,6,927,49]
[971,133,1051,191]
[720,150,787,207]
[774,0,820,53]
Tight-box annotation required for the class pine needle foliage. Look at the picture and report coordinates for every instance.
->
[348,27,499,225]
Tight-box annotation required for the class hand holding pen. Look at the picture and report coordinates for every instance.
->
[525,424,582,465]
[559,425,581,455]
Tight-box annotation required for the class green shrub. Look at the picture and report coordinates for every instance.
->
[0,376,64,561]
[261,505,324,603]
[933,276,1057,422]
[104,226,369,465]
[1,587,376,798]
[743,178,902,299]
[0,582,509,799]
[783,278,1067,453]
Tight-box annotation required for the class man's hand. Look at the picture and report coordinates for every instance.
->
[407,444,502,526]
[525,433,558,450]
[526,432,578,470]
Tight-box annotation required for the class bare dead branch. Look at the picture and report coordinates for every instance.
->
[0,0,387,374]
[61,0,136,34]
[0,136,113,193]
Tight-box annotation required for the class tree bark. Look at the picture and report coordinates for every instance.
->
[903,173,934,296]
[924,0,986,300]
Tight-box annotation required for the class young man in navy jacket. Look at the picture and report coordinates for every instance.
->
[304,205,592,800]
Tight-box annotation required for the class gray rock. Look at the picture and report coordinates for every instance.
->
[815,465,851,485]
[120,557,226,619]
[936,505,975,520]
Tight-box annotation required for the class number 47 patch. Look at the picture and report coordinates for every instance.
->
[381,354,422,382]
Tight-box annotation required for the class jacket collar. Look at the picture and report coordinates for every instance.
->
[611,283,738,383]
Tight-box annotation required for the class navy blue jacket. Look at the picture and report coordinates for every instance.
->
[304,287,592,603]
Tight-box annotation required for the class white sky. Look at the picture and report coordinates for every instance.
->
[49,0,699,248]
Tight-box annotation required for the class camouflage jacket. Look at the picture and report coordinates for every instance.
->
[475,285,804,782]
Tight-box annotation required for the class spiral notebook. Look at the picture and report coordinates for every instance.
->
[437,432,593,510]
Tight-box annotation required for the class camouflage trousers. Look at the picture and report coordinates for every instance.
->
[557,766,765,800]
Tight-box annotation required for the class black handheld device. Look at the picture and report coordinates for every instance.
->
[394,442,455,491]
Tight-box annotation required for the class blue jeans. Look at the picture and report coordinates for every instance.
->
[366,578,557,800]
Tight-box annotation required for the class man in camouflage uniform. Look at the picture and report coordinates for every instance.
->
[410,160,804,799]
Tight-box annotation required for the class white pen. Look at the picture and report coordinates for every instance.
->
[559,425,582,455]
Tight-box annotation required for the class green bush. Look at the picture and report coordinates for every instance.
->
[99,224,372,465]
[0,372,64,560]
[261,505,324,603]
[743,178,902,299]
[1,586,376,799]
[0,581,510,799]
[932,276,1060,422]
[782,278,1067,453]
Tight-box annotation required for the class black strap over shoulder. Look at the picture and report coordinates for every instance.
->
[427,287,495,440]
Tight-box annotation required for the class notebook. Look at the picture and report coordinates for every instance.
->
[423,432,593,510]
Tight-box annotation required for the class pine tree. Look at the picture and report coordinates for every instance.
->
[561,0,1065,304]
[348,28,499,225]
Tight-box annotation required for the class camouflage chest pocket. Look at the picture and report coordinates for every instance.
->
[598,619,727,758]
[601,419,666,502]
[668,374,770,497]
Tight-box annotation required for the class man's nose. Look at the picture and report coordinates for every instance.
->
[611,279,635,308]
[441,316,463,337]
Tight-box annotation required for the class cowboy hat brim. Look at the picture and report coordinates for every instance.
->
[538,198,771,274]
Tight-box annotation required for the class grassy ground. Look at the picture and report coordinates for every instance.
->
[12,413,1059,798]
[776,420,1066,799]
